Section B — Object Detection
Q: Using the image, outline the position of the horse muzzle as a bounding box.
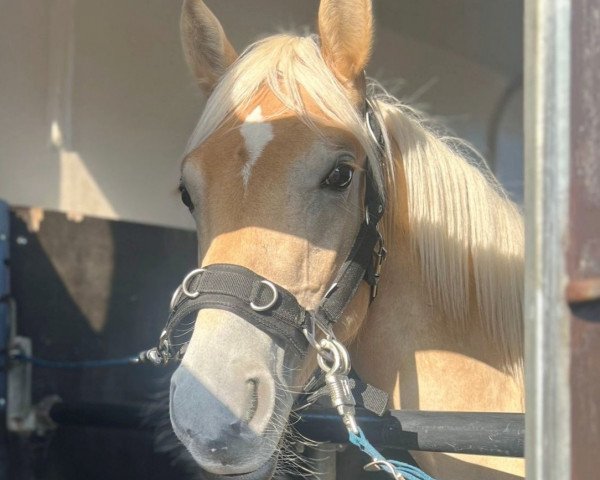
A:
[169,309,297,477]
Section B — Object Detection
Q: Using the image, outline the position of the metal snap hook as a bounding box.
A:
[250,280,278,312]
[181,268,206,298]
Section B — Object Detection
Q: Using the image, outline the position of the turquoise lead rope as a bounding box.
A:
[305,328,438,480]
[349,427,438,480]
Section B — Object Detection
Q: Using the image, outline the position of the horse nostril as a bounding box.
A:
[243,378,259,423]
[229,420,242,435]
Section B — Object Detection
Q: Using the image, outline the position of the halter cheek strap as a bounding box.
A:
[316,159,386,323]
[141,101,387,365]
[317,99,386,323]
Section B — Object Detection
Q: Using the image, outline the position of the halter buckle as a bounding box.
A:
[370,232,387,302]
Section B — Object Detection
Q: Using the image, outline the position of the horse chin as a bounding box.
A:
[197,451,279,480]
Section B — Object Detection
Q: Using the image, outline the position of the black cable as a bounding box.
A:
[10,352,142,369]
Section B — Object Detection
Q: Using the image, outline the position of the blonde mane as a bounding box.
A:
[375,98,524,374]
[187,33,524,374]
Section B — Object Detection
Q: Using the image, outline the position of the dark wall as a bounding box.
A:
[8,208,197,479]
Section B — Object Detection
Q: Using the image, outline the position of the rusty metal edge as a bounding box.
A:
[566,277,600,304]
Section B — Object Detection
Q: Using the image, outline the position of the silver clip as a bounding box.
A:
[316,338,358,434]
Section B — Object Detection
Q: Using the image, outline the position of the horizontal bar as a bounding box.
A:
[296,409,524,458]
[48,401,150,430]
[46,402,524,458]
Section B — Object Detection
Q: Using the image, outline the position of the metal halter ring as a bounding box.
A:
[317,338,350,375]
[250,280,279,312]
[169,285,183,311]
[181,268,207,298]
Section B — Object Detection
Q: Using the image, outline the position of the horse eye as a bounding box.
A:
[321,164,354,190]
[179,183,194,212]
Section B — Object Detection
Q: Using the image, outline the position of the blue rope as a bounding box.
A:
[11,353,140,369]
[349,427,438,480]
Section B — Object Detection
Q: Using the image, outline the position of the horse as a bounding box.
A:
[166,1,524,479]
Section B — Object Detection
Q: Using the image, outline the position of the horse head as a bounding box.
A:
[169,1,381,477]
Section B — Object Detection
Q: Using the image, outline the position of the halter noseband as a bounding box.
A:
[141,100,386,365]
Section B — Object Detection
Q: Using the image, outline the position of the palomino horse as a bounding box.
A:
[167,1,524,479]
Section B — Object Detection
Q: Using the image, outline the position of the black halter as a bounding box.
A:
[141,100,386,365]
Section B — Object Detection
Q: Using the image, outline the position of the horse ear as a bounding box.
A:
[317,0,373,86]
[180,0,238,94]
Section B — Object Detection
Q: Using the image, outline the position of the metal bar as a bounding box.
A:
[0,200,10,480]
[6,337,35,432]
[568,0,600,477]
[45,402,524,458]
[297,410,524,458]
[524,1,572,480]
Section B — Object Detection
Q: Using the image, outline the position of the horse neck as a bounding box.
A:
[349,240,524,412]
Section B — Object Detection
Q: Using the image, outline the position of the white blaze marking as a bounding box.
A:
[240,106,274,188]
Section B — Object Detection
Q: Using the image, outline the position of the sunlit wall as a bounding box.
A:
[0,0,523,229]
